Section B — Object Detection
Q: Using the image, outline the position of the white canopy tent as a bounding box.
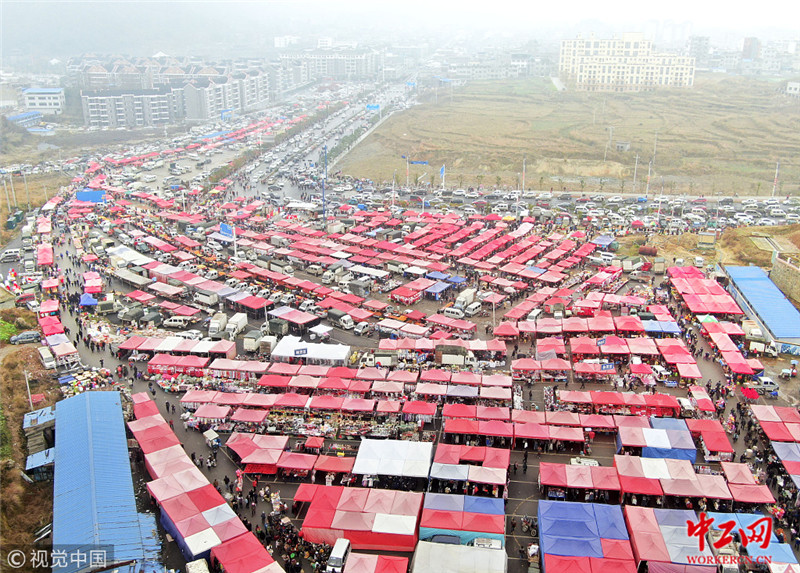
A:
[411,541,507,573]
[352,439,433,478]
[271,336,351,365]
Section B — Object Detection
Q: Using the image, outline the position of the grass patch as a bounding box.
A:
[0,321,18,342]
[338,74,800,196]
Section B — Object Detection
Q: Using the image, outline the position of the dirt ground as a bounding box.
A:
[616,224,800,270]
[0,339,59,552]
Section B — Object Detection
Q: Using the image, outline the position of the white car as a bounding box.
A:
[756,218,776,226]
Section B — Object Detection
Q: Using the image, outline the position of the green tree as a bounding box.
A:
[476,174,484,188]
[496,175,502,187]
[458,174,464,189]
[580,179,586,192]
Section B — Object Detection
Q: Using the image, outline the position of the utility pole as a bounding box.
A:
[22,171,31,210]
[322,144,328,231]
[9,174,18,207]
[24,370,33,410]
[772,160,780,197]
[632,154,639,194]
[603,126,613,162]
[653,130,658,167]
[2,178,11,211]
[645,161,652,196]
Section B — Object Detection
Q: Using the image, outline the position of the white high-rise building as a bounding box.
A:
[559,33,695,92]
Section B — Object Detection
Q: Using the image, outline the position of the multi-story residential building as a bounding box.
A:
[81,87,181,128]
[559,33,695,92]
[182,70,270,122]
[278,48,378,80]
[22,87,65,115]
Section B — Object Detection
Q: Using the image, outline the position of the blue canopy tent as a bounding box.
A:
[420,493,505,547]
[538,501,603,558]
[446,385,479,398]
[659,322,682,335]
[427,271,451,281]
[447,276,467,284]
[425,281,451,301]
[650,418,689,432]
[79,293,98,306]
[76,188,106,203]
[593,504,629,540]
[642,320,663,334]
[772,441,800,462]
[424,493,465,512]
[463,496,504,515]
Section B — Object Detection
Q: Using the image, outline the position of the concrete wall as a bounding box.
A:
[770,252,800,303]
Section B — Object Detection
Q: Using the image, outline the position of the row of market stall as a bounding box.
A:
[128,393,283,572]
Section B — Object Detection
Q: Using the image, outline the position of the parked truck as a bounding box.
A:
[257,335,276,356]
[328,308,355,330]
[321,264,348,285]
[243,330,262,353]
[385,261,408,275]
[359,350,398,368]
[225,313,248,339]
[454,288,477,310]
[208,312,228,338]
[194,290,219,307]
[263,318,288,337]
[96,298,121,316]
[652,257,666,274]
[348,279,372,298]
[622,256,643,272]
[269,260,294,276]
[436,346,477,368]
[742,319,779,357]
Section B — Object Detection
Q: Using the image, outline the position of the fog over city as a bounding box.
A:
[2,0,797,60]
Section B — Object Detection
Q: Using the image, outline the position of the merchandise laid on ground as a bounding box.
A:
[13,120,800,573]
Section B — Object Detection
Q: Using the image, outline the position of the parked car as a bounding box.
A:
[10,330,41,345]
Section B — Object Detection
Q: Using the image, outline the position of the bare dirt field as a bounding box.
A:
[338,74,800,196]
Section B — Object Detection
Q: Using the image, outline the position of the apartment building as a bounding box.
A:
[22,87,65,115]
[559,33,695,92]
[81,87,181,129]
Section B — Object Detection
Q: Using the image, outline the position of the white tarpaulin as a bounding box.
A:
[640,457,670,480]
[352,439,433,478]
[430,463,470,482]
[271,335,350,364]
[372,513,417,535]
[411,541,507,573]
[642,428,671,449]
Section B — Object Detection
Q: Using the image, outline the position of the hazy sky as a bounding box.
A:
[1,0,797,59]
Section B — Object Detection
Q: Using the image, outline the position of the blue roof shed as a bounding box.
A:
[724,265,800,341]
[53,392,161,573]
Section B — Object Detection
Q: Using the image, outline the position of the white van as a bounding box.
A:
[1,248,21,263]
[164,316,191,329]
[599,252,615,263]
[38,346,56,369]
[527,308,543,321]
[443,307,465,320]
[326,539,351,573]
[464,301,482,317]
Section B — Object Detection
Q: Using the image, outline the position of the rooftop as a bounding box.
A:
[724,265,800,341]
[23,87,64,95]
[53,392,161,573]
